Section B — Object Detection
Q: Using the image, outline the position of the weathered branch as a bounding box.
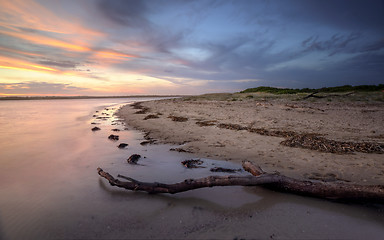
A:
[97,161,384,203]
[303,91,323,99]
[303,91,355,100]
[97,167,272,194]
[241,161,384,202]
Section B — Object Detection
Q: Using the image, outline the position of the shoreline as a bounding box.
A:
[118,93,384,185]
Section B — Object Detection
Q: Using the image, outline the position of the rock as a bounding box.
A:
[91,127,101,131]
[108,134,119,141]
[117,143,128,149]
[127,154,141,164]
[111,129,120,132]
[140,140,156,145]
[181,159,205,168]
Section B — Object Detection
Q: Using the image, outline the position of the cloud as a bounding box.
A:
[301,33,361,56]
[97,0,149,27]
[361,39,384,52]
[38,60,78,69]
[1,0,383,95]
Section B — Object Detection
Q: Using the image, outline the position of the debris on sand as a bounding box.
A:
[210,167,241,173]
[170,148,192,153]
[280,134,384,154]
[248,128,297,138]
[217,123,247,131]
[181,159,205,168]
[127,154,141,164]
[196,120,217,127]
[135,108,150,114]
[168,115,188,122]
[132,102,150,114]
[143,114,159,120]
[131,102,144,109]
[96,116,110,120]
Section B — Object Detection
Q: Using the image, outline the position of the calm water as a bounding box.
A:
[0,98,383,239]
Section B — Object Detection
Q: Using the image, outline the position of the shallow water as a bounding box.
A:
[0,98,383,239]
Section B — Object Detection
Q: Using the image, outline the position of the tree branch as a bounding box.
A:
[97,161,384,202]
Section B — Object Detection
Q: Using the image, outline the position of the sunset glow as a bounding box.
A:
[0,0,383,96]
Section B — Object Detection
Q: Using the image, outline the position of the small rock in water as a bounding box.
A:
[170,148,189,152]
[111,129,120,132]
[91,127,101,131]
[117,143,128,149]
[181,159,205,168]
[127,154,141,164]
[140,140,156,145]
[108,134,119,141]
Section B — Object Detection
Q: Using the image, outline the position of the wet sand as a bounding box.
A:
[118,93,384,185]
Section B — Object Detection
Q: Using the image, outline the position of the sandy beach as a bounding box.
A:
[118,92,384,185]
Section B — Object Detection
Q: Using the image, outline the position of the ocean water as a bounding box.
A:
[0,98,383,239]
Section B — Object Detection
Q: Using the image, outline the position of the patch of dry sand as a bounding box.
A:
[118,97,384,185]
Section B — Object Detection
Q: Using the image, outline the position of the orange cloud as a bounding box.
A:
[0,0,148,83]
[0,30,91,52]
[95,50,139,60]
[0,0,103,38]
[0,46,42,57]
[0,56,59,73]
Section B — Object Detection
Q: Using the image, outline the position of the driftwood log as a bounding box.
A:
[303,91,355,100]
[303,91,323,99]
[97,161,384,203]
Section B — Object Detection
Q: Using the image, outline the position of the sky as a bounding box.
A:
[0,0,383,96]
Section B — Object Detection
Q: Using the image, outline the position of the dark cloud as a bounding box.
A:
[337,53,384,73]
[241,0,384,32]
[361,39,384,52]
[38,60,78,69]
[302,33,361,56]
[97,0,149,28]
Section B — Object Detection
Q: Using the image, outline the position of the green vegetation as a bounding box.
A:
[240,84,384,94]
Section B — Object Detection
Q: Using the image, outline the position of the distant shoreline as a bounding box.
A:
[0,95,185,101]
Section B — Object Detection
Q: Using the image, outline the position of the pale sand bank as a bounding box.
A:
[118,93,384,185]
